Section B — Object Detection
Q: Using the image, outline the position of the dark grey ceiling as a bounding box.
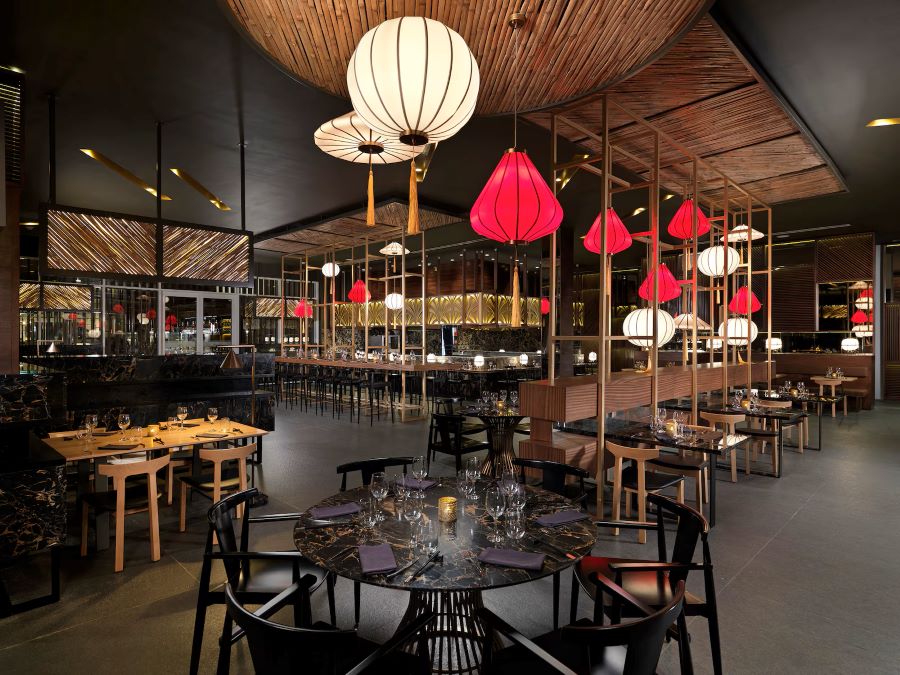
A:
[5,0,900,264]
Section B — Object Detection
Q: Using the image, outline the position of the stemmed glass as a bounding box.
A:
[85,414,98,440]
[358,497,378,530]
[403,491,424,523]
[177,406,188,429]
[412,456,427,483]
[507,483,527,513]
[498,389,508,405]
[485,487,506,543]
[117,413,131,441]
[481,391,491,411]
[420,519,439,555]
[370,472,388,522]
[207,407,218,424]
[509,391,519,411]
[500,470,518,498]
[505,510,526,541]
[465,456,481,488]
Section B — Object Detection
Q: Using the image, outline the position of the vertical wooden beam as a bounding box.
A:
[690,158,699,423]
[549,114,558,383]
[596,94,610,519]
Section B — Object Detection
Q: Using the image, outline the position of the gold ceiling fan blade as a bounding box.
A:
[79,148,172,200]
[169,167,231,210]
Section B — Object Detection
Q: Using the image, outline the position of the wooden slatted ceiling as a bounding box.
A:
[223,0,711,115]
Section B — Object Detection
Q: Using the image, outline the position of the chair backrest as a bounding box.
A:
[647,492,708,583]
[224,582,356,674]
[97,453,170,481]
[512,458,589,502]
[563,581,685,675]
[198,442,258,464]
[605,440,659,462]
[700,411,745,433]
[336,457,415,491]
[432,413,464,451]
[207,488,258,581]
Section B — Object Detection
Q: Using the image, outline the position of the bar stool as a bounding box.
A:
[365,372,395,425]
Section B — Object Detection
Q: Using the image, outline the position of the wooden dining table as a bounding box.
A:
[38,418,270,550]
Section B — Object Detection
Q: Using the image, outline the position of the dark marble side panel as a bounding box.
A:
[0,464,66,558]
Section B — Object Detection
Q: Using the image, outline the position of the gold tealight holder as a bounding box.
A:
[665,419,678,437]
[438,496,457,522]
[147,424,160,437]
[740,399,751,410]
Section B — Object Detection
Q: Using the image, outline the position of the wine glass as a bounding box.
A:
[207,407,218,424]
[176,406,188,429]
[500,470,518,498]
[412,456,427,483]
[370,472,388,522]
[505,510,526,541]
[489,392,499,410]
[85,414,98,440]
[75,424,88,451]
[420,519,439,555]
[465,456,481,483]
[508,483,527,512]
[509,391,519,410]
[403,491,423,522]
[358,497,378,530]
[481,391,491,411]
[485,487,506,543]
[117,413,131,440]
[498,389,508,405]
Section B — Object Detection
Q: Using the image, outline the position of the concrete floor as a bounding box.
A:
[2,401,900,674]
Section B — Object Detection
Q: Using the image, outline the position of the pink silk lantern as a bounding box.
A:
[638,264,682,303]
[583,207,632,255]
[728,286,762,315]
[667,199,711,240]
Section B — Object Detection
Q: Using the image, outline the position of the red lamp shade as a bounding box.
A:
[293,299,313,318]
[470,150,563,244]
[584,208,632,255]
[146,308,157,320]
[667,199,711,240]
[347,280,371,303]
[77,318,85,327]
[728,286,762,314]
[112,303,124,314]
[66,312,77,320]
[638,264,682,303]
[165,314,177,327]
[859,288,873,298]
[540,297,551,315]
[850,309,869,324]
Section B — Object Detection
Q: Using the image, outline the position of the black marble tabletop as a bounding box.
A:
[560,417,738,456]
[460,405,523,421]
[293,480,596,593]
[665,398,806,423]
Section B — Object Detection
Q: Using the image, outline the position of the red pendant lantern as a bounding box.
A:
[728,286,762,315]
[540,297,550,315]
[638,264,682,303]
[850,309,869,324]
[112,303,124,314]
[293,299,313,318]
[584,208,632,255]
[66,312,77,320]
[77,318,85,327]
[165,313,178,328]
[146,308,157,320]
[667,199,711,240]
[347,280,370,303]
[470,150,563,244]
[859,288,873,298]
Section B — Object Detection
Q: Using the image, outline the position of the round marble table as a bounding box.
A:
[460,407,524,479]
[294,480,596,674]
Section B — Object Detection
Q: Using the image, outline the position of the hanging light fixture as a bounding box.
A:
[583,207,632,255]
[697,245,740,278]
[540,297,551,315]
[588,351,598,363]
[673,313,711,331]
[666,199,711,240]
[293,299,313,318]
[850,309,869,324]
[728,286,762,315]
[518,353,529,365]
[853,324,873,338]
[638,264,682,303]
[623,308,676,348]
[347,279,371,303]
[379,242,409,256]
[385,293,404,311]
[473,354,485,368]
[721,225,764,242]
[855,297,873,310]
[841,337,860,352]
[321,262,340,278]
[718,318,759,346]
[766,337,783,351]
[706,337,724,350]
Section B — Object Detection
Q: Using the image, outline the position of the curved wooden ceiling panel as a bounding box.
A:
[222,0,712,115]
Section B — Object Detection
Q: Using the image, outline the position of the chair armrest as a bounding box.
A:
[587,572,655,617]
[476,608,577,675]
[592,520,657,531]
[345,609,437,675]
[247,513,304,523]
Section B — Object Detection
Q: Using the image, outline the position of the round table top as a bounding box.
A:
[460,406,524,423]
[294,480,596,593]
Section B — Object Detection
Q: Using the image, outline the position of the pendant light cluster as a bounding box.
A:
[638,264,682,303]
[583,208,632,255]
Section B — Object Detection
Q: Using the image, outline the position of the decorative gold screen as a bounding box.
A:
[162,225,250,283]
[46,209,156,276]
[19,282,91,310]
[18,283,40,309]
[334,294,545,328]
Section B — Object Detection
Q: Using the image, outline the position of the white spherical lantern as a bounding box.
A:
[136,312,149,325]
[697,245,740,278]
[853,324,873,338]
[473,355,485,368]
[855,298,873,310]
[322,262,340,278]
[426,353,437,363]
[588,351,598,363]
[347,17,480,146]
[518,353,528,365]
[623,309,676,348]
[87,328,101,339]
[385,293,404,310]
[706,337,724,350]
[718,318,759,346]
[841,337,860,352]
[766,337,782,351]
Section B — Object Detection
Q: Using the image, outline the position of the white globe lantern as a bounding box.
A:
[321,262,340,278]
[766,337,783,351]
[855,298,873,310]
[841,337,860,352]
[518,353,528,365]
[853,324,873,338]
[426,353,437,363]
[697,245,740,278]
[473,355,485,368]
[347,17,480,146]
[623,309,676,348]
[706,337,724,350]
[385,293,404,310]
[718,318,759,346]
[588,351,598,363]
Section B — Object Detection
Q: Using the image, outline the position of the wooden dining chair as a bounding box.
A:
[179,443,256,533]
[757,399,804,453]
[650,424,711,512]
[698,412,745,483]
[80,453,170,573]
[606,441,684,544]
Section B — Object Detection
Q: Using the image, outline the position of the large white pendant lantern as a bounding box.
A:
[385,292,404,310]
[766,337,783,351]
[314,112,421,164]
[855,297,873,310]
[347,17,480,146]
[718,318,759,346]
[673,313,711,331]
[321,262,341,278]
[697,245,740,278]
[623,308,676,348]
[841,337,860,352]
[379,242,410,256]
[853,324,873,338]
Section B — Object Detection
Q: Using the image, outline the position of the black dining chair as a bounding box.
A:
[571,492,722,675]
[189,489,335,675]
[428,413,490,472]
[478,581,686,675]
[224,583,434,675]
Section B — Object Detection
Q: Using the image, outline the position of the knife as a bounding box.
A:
[383,555,422,579]
[324,545,355,563]
[300,518,355,530]
[405,550,441,581]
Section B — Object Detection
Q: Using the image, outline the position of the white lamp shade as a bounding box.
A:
[385,293,404,310]
[853,324,873,337]
[706,337,724,350]
[718,318,759,346]
[314,112,421,163]
[855,298,873,310]
[379,242,410,256]
[674,313,711,331]
[322,262,341,278]
[766,337,783,351]
[697,245,740,278]
[87,328,101,339]
[720,225,764,242]
[347,17,480,145]
[473,355,485,368]
[841,337,860,352]
[427,353,437,363]
[588,351,598,363]
[519,353,529,365]
[623,308,676,348]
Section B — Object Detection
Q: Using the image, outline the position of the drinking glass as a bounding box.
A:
[507,483,527,512]
[176,406,188,428]
[465,456,480,480]
[219,416,230,433]
[207,407,218,423]
[370,472,388,522]
[509,391,519,410]
[489,392,499,410]
[481,391,491,410]
[412,456,427,482]
[499,389,508,405]
[85,414,98,440]
[117,413,131,440]
[75,425,88,451]
[392,473,409,500]
[358,497,378,529]
[500,470,518,497]
[420,519,439,555]
[457,470,472,499]
[485,487,505,543]
[505,510,526,541]
[403,491,424,522]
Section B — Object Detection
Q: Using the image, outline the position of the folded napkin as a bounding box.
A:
[196,432,229,439]
[92,431,116,437]
[98,443,141,451]
[535,510,589,528]
[181,422,200,428]
[400,476,436,490]
[359,543,397,574]
[310,502,360,519]
[478,547,545,571]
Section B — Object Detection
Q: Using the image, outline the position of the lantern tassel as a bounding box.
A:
[511,262,521,328]
[366,157,375,227]
[407,160,420,235]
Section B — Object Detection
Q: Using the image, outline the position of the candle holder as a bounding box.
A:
[147,424,160,437]
[438,496,458,523]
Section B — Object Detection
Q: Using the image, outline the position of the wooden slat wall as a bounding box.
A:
[772,263,815,332]
[815,233,874,283]
[883,304,900,401]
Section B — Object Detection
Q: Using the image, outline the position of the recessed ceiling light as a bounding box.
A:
[170,168,231,210]
[663,193,675,200]
[80,149,172,200]
[19,220,38,230]
[866,118,900,127]
[631,207,646,217]
[2,65,25,74]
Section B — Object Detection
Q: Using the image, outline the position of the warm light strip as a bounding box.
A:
[170,168,231,210]
[80,149,172,200]
[866,118,900,127]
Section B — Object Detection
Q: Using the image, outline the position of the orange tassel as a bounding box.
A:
[366,168,375,226]
[407,160,420,235]
[511,264,521,327]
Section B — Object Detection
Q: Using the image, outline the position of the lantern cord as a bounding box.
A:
[366,151,375,227]
[513,19,519,150]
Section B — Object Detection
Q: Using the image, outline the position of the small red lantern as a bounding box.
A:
[583,207,632,255]
[66,312,78,320]
[293,299,313,318]
[146,308,157,320]
[850,309,868,324]
[112,303,124,314]
[165,313,178,328]
[347,280,371,303]
[728,286,762,315]
[859,289,873,298]
[77,318,85,327]
[667,199,711,240]
[638,264,682,303]
[540,297,550,315]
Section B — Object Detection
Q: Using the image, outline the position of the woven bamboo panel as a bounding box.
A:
[815,233,874,283]
[18,283,40,309]
[224,0,708,114]
[46,209,156,276]
[254,297,301,318]
[162,225,250,283]
[772,264,815,332]
[721,166,846,205]
[43,284,92,311]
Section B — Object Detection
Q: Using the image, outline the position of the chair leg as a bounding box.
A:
[353,580,361,629]
[636,466,647,544]
[189,556,213,675]
[611,459,622,537]
[326,573,337,626]
[148,474,161,562]
[695,472,703,511]
[180,481,188,532]
[167,461,175,506]
[569,569,580,624]
[730,450,737,483]
[114,483,126,573]
[216,613,233,675]
[676,480,685,504]
[676,609,695,675]
[552,571,560,630]
[80,500,89,557]
[708,609,724,675]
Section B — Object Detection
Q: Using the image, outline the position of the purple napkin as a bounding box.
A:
[310,502,360,519]
[359,543,397,574]
[401,476,437,490]
[478,548,546,571]
[98,443,141,451]
[535,510,589,528]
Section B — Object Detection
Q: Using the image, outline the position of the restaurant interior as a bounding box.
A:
[2,1,899,673]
